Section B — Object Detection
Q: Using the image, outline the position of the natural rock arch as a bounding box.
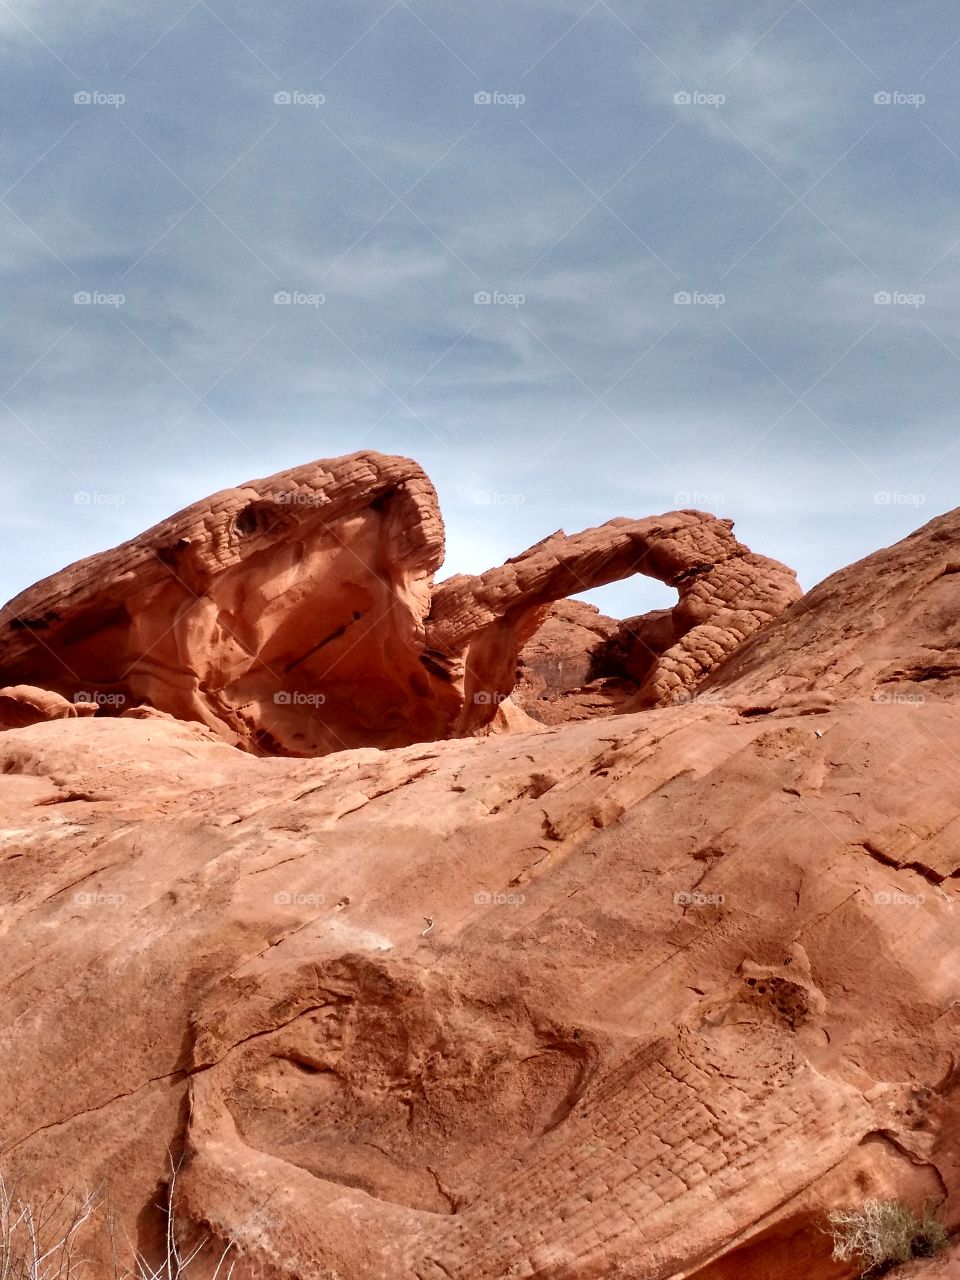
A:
[425,512,801,735]
[0,452,800,754]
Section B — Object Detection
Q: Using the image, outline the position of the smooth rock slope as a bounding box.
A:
[0,486,957,1279]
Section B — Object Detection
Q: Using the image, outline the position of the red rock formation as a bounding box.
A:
[0,453,800,754]
[425,509,801,731]
[0,453,449,755]
[702,508,960,706]
[4,467,960,1278]
[0,689,956,1278]
[0,683,97,728]
[511,599,628,724]
[512,601,731,727]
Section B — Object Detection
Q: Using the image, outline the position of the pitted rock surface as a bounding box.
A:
[1,486,959,1280]
[0,452,799,754]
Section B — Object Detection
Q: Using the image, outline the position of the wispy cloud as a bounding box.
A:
[2,0,960,615]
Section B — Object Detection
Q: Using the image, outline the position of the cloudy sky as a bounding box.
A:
[1,0,957,617]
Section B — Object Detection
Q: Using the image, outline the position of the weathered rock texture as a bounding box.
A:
[0,691,956,1279]
[425,511,802,734]
[512,602,732,727]
[511,600,629,724]
[0,453,447,756]
[2,492,959,1279]
[0,683,97,729]
[0,453,800,755]
[703,507,960,706]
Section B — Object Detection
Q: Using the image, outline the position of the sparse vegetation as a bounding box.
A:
[0,1164,238,1280]
[827,1198,949,1275]
[0,1175,98,1280]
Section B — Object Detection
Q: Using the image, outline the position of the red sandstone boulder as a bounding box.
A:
[0,683,97,728]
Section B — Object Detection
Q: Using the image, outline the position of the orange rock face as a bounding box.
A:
[0,453,448,755]
[0,470,957,1280]
[0,698,956,1278]
[0,452,800,755]
[702,507,960,706]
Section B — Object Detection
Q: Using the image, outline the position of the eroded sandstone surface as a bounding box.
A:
[0,476,957,1279]
[0,694,957,1277]
[0,452,800,755]
[702,507,960,706]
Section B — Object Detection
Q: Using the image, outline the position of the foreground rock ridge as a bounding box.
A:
[0,481,958,1280]
[0,450,800,753]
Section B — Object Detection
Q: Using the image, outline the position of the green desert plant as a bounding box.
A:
[827,1197,949,1274]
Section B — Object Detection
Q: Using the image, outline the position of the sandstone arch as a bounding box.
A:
[0,452,800,754]
[425,512,801,734]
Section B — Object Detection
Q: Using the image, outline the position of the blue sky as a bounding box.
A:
[1,0,958,618]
